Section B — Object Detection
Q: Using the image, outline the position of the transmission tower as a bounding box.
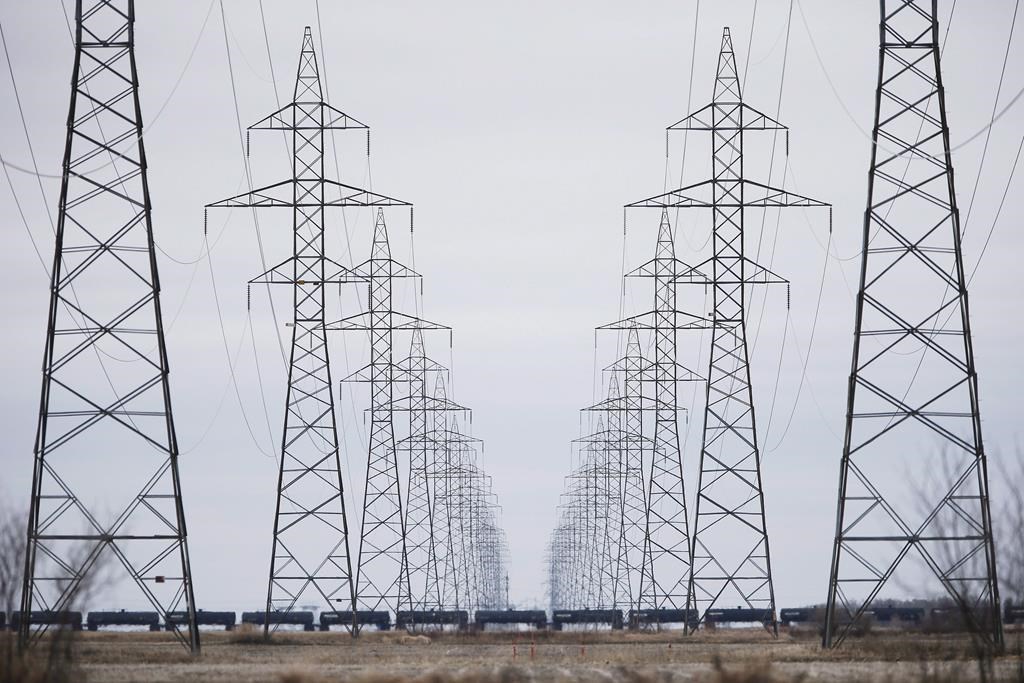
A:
[627,27,829,632]
[383,329,468,612]
[824,1,1002,648]
[610,329,652,611]
[577,379,638,610]
[207,28,408,633]
[598,210,707,616]
[329,208,447,619]
[400,329,441,610]
[19,0,199,653]
[426,372,471,610]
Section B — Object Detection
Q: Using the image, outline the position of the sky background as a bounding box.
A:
[0,0,1022,613]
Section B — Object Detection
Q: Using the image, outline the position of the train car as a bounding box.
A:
[10,611,83,631]
[319,610,392,631]
[165,610,236,631]
[866,606,924,624]
[86,611,160,632]
[704,608,774,626]
[779,608,816,625]
[474,609,547,631]
[241,610,316,631]
[1005,603,1024,625]
[627,608,698,629]
[396,610,469,630]
[354,610,392,631]
[551,609,623,631]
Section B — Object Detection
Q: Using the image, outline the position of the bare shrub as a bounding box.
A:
[0,504,108,683]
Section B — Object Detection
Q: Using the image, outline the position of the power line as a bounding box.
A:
[1,0,217,179]
[218,0,288,368]
[962,0,1020,231]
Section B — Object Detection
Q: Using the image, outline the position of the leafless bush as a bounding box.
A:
[0,504,108,683]
[0,507,26,682]
[908,450,1016,683]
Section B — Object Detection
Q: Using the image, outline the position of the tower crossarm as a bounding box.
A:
[250,101,368,132]
[393,354,449,374]
[582,395,688,414]
[350,257,421,280]
[360,395,469,414]
[671,256,788,287]
[325,310,449,332]
[205,178,409,209]
[668,101,787,133]
[247,255,364,287]
[601,358,706,384]
[625,256,710,282]
[598,309,714,332]
[339,357,448,384]
[626,179,715,209]
[427,428,483,447]
[626,179,829,210]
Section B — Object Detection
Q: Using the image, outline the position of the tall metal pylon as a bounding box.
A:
[20,0,199,652]
[612,329,652,610]
[570,415,614,608]
[385,329,467,613]
[401,329,440,610]
[824,1,1002,648]
[329,209,446,618]
[427,373,465,609]
[599,211,707,615]
[207,28,409,633]
[628,28,828,631]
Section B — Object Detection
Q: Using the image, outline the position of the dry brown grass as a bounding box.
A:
[7,628,1022,683]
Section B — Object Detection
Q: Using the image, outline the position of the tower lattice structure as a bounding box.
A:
[628,28,828,632]
[382,329,468,613]
[598,211,706,616]
[20,0,199,653]
[823,0,1002,648]
[611,329,653,612]
[207,28,408,633]
[428,373,468,609]
[329,208,447,619]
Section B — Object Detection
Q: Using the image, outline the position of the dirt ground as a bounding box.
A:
[8,627,1024,682]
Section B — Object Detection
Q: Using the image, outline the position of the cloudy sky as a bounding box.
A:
[0,0,1021,614]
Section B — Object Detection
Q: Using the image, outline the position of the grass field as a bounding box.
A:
[5,627,1024,682]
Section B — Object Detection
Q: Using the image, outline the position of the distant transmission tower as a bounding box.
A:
[330,209,446,619]
[387,329,467,612]
[20,0,199,652]
[599,210,705,615]
[207,28,408,633]
[609,328,652,610]
[824,1,1002,648]
[627,28,828,632]
[427,373,469,610]
[399,330,441,610]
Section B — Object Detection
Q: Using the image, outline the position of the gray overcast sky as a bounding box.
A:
[0,0,1022,613]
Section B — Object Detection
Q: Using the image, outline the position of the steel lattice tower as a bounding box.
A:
[384,329,467,613]
[394,329,441,610]
[427,373,465,609]
[19,0,199,653]
[207,28,408,633]
[330,209,446,618]
[401,330,440,610]
[599,211,707,615]
[628,28,828,631]
[613,329,652,611]
[824,1,1002,648]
